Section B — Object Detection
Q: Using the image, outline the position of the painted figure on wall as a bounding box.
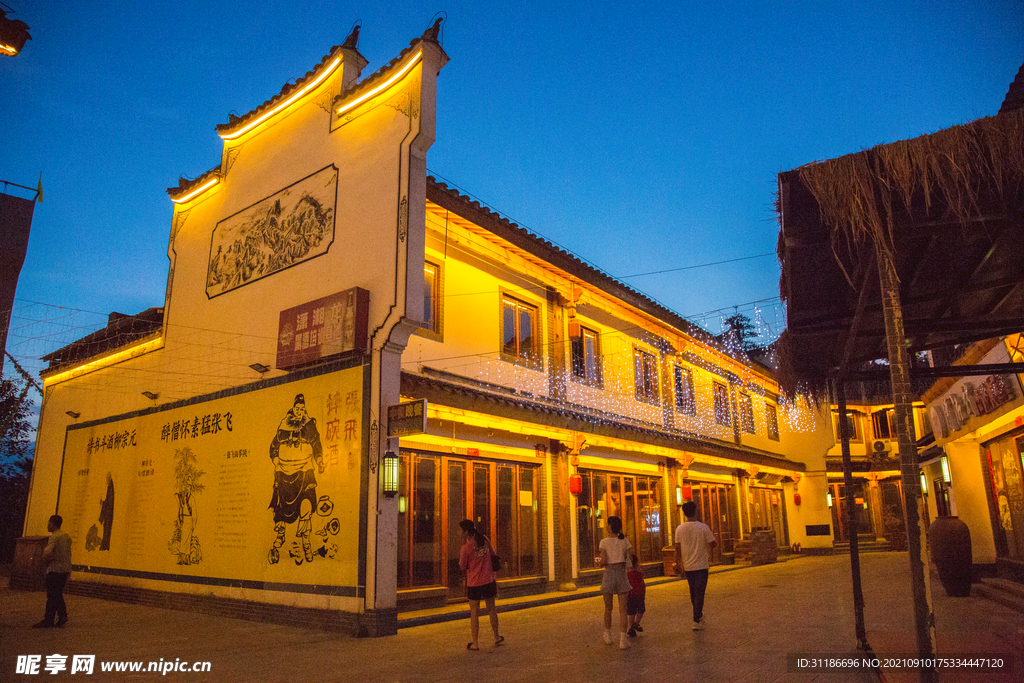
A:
[269,394,325,565]
[85,472,115,552]
[169,447,205,565]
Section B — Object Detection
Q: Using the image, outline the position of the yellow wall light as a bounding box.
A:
[219,57,342,141]
[42,336,164,386]
[170,176,220,204]
[336,51,421,117]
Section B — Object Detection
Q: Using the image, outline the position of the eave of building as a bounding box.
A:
[40,332,164,386]
[331,36,435,116]
[401,370,805,474]
[215,43,360,140]
[166,166,223,202]
[424,182,779,393]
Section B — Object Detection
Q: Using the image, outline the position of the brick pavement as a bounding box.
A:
[1,554,1021,682]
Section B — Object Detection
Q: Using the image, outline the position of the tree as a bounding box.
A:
[0,376,34,563]
[722,312,760,354]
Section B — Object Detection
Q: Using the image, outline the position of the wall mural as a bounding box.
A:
[58,366,363,594]
[206,165,338,298]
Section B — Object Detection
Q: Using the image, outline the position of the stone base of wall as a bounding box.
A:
[64,580,390,636]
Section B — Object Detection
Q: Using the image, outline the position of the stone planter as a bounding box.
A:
[928,516,972,597]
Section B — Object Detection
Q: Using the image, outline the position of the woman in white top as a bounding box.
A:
[595,515,632,649]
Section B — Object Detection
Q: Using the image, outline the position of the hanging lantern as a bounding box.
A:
[382,451,399,498]
[569,473,583,495]
[0,10,31,57]
[793,492,802,506]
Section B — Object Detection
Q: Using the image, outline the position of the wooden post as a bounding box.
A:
[876,247,937,683]
[837,382,868,648]
[552,439,576,591]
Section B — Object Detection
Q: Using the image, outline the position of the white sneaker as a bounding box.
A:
[602,629,613,645]
[692,618,705,631]
[619,633,631,649]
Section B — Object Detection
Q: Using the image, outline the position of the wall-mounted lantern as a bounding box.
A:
[382,451,399,498]
[569,473,583,495]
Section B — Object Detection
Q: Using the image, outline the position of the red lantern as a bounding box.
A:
[569,474,583,495]
[794,493,802,506]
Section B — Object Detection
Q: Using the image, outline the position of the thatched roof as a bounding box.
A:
[775,107,1024,395]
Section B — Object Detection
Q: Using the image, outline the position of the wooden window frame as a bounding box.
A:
[765,402,780,441]
[833,410,863,443]
[713,382,731,427]
[570,325,603,388]
[499,291,543,371]
[673,364,695,415]
[633,347,661,405]
[872,409,893,440]
[739,392,755,434]
[415,259,444,342]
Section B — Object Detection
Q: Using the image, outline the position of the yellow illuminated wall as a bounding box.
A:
[57,367,363,602]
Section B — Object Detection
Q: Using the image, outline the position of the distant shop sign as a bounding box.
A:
[277,287,369,370]
[387,399,427,438]
[928,345,1022,441]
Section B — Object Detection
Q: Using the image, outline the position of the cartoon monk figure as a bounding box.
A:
[268,394,324,564]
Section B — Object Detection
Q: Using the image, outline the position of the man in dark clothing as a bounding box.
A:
[268,394,324,564]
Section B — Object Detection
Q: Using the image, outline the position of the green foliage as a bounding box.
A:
[723,313,760,353]
[0,377,34,563]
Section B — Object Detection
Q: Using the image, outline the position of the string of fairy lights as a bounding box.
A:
[2,279,815,448]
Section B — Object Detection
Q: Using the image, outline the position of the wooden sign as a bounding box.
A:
[387,399,427,438]
[277,287,368,370]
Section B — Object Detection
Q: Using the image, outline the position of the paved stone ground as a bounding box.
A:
[1,553,1021,682]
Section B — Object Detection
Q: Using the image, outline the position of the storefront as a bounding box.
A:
[921,336,1024,577]
[575,468,665,570]
[395,449,545,599]
[982,428,1024,561]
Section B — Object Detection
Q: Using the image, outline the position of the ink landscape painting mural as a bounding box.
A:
[206,165,338,297]
[58,366,364,598]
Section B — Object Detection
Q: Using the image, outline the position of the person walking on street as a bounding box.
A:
[674,501,717,631]
[596,515,632,649]
[458,519,504,651]
[626,553,646,637]
[33,515,72,628]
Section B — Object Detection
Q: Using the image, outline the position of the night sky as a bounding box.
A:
[2,1,1022,371]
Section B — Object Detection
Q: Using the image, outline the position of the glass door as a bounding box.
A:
[445,460,467,597]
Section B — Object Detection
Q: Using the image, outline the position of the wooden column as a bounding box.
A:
[876,247,937,682]
[837,382,868,649]
[551,439,576,591]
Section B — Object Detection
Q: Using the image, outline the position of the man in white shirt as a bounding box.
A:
[674,501,717,630]
[33,515,72,628]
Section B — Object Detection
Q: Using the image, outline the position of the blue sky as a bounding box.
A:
[1,1,1022,365]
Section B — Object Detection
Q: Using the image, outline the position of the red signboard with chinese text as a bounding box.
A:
[276,287,369,370]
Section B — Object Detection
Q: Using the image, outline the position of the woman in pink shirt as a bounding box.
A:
[458,519,504,651]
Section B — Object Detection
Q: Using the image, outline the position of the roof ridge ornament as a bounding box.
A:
[421,17,443,44]
[341,24,360,50]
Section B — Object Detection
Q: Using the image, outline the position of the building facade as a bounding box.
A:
[823,394,930,547]
[21,27,835,635]
[919,335,1024,581]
